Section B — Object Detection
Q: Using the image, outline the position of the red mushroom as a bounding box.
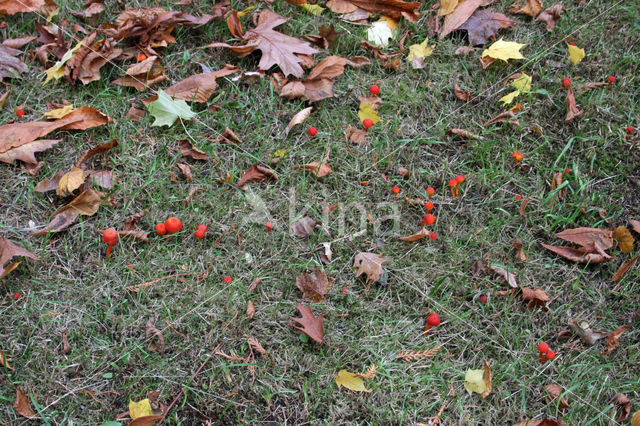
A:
[392,185,400,199]
[369,84,380,95]
[608,76,615,85]
[448,179,457,198]
[561,77,571,88]
[627,125,635,135]
[424,313,440,335]
[308,126,318,136]
[429,232,437,240]
[16,109,25,118]
[424,201,434,211]
[454,175,465,196]
[512,151,523,164]
[421,213,435,226]
[426,187,435,200]
[195,224,208,240]
[363,118,374,130]
[155,223,167,236]
[102,228,119,259]
[266,221,273,233]
[165,217,183,234]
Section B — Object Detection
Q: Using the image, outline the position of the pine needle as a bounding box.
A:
[396,345,441,362]
[355,363,377,379]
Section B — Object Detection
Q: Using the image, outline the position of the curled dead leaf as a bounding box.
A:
[31,189,104,236]
[179,139,208,160]
[297,161,332,178]
[601,325,631,355]
[565,87,583,123]
[544,384,570,410]
[353,252,389,284]
[176,163,193,182]
[291,216,317,238]
[489,265,518,288]
[246,301,255,319]
[296,268,332,302]
[520,287,550,309]
[611,255,639,282]
[1,238,39,279]
[568,319,609,345]
[512,241,527,261]
[285,106,313,136]
[610,393,631,422]
[13,387,39,420]
[236,164,278,190]
[399,227,430,242]
[145,316,165,354]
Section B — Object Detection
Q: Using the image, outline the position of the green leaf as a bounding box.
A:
[99,422,122,426]
[102,372,113,379]
[147,89,196,127]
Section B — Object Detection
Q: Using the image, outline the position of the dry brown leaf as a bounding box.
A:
[285,106,313,136]
[544,384,569,410]
[601,325,631,355]
[176,163,193,182]
[226,10,243,38]
[507,0,543,17]
[631,410,640,426]
[280,81,306,100]
[56,167,85,196]
[520,287,550,309]
[61,330,71,355]
[613,226,634,253]
[459,9,517,46]
[346,124,368,145]
[483,109,519,127]
[550,171,566,201]
[452,75,472,101]
[480,359,492,398]
[519,197,530,220]
[514,420,565,426]
[568,319,609,345]
[296,268,332,302]
[326,0,421,21]
[536,3,563,31]
[31,189,104,236]
[302,24,344,49]
[0,43,28,80]
[454,46,475,56]
[145,316,165,354]
[440,0,484,39]
[247,336,267,355]
[126,104,145,121]
[76,139,119,166]
[629,219,640,234]
[290,303,324,343]
[291,216,317,238]
[247,277,262,293]
[164,65,239,102]
[353,252,390,284]
[246,301,255,319]
[489,265,518,288]
[574,81,609,94]
[555,227,614,253]
[178,139,208,160]
[399,227,430,242]
[298,161,333,178]
[1,238,39,279]
[610,393,631,422]
[611,255,639,282]
[0,90,9,109]
[206,10,318,78]
[541,243,612,263]
[512,241,527,261]
[13,387,39,420]
[565,87,583,123]
[0,348,13,370]
[130,414,164,426]
[446,128,483,140]
[236,164,278,190]
[113,56,169,91]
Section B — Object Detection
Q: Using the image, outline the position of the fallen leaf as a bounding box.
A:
[164,65,239,102]
[285,106,313,136]
[0,0,56,15]
[613,226,634,253]
[43,41,84,85]
[236,164,278,190]
[459,9,517,46]
[147,89,196,127]
[298,161,333,178]
[464,359,492,398]
[574,81,609,94]
[176,163,193,182]
[507,0,543,17]
[520,287,550,309]
[454,46,475,55]
[367,17,396,47]
[126,104,145,121]
[358,102,381,124]
[568,43,585,64]
[61,330,71,355]
[601,325,631,355]
[214,127,243,144]
[544,384,570,410]
[0,348,12,369]
[296,268,332,302]
[346,124,368,145]
[439,0,484,39]
[399,227,430,242]
[514,420,565,426]
[145,316,165,354]
[56,167,85,196]
[519,197,529,220]
[130,398,153,419]
[564,87,582,123]
[335,369,371,392]
[550,171,566,201]
[555,227,613,253]
[247,277,262,293]
[130,415,164,426]
[179,139,208,160]
[512,241,527,261]
[407,37,433,69]
[13,387,39,420]
[291,216,317,238]
[446,128,483,140]
[610,393,631,422]
[536,3,563,31]
[31,189,104,236]
[489,265,518,288]
[452,75,472,101]
[302,24,343,49]
[438,0,458,16]
[629,219,640,234]
[482,39,526,62]
[0,90,9,109]
[568,319,609,345]
[182,186,203,206]
[1,238,39,279]
[353,252,389,284]
[631,410,640,426]
[611,255,639,282]
[43,104,74,119]
[246,301,255,319]
[76,139,119,166]
[35,171,63,192]
[206,10,318,78]
[290,303,324,343]
[326,0,421,22]
[542,243,612,263]
[483,106,521,126]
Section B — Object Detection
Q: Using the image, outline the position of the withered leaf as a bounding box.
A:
[56,167,85,196]
[568,319,609,345]
[346,124,368,145]
[536,4,564,31]
[226,10,243,38]
[76,139,119,166]
[145,316,165,354]
[601,325,631,355]
[0,0,56,15]
[0,348,13,369]
[512,241,527,261]
[629,219,640,234]
[126,104,145,121]
[550,171,566,201]
[214,127,243,144]
[544,384,570,410]
[326,0,421,22]
[31,189,104,236]
[454,46,475,56]
[541,244,612,264]
[13,387,39,420]
[178,139,208,160]
[519,197,530,220]
[236,164,278,190]
[483,109,519,127]
[298,161,333,178]
[176,163,193,182]
[574,81,609,94]
[246,301,255,319]
[291,216,317,238]
[302,24,344,49]
[182,186,203,206]
[353,252,389,284]
[489,265,518,288]
[507,0,543,18]
[0,90,9,109]
[1,238,38,279]
[399,227,430,242]
[296,268,332,302]
[61,330,71,355]
[285,106,313,136]
[35,171,63,192]
[247,277,262,293]
[611,255,639,282]
[440,0,484,39]
[0,44,28,80]
[164,65,239,102]
[610,393,631,422]
[130,415,164,426]
[520,287,550,309]
[452,75,472,101]
[565,87,583,123]
[446,128,483,140]
[613,226,634,253]
[290,303,324,343]
[207,10,318,78]
[459,10,517,46]
[555,227,614,253]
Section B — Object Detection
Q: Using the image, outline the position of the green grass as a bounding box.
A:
[1,0,639,424]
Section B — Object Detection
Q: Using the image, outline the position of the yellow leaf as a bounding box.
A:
[237,5,255,17]
[335,369,371,392]
[499,90,521,105]
[43,41,83,85]
[272,149,287,158]
[358,103,380,124]
[46,7,60,23]
[43,105,74,119]
[464,360,492,398]
[407,38,433,62]
[438,0,458,16]
[56,167,85,197]
[482,39,526,62]
[613,226,635,253]
[511,73,532,92]
[568,44,585,64]
[301,3,325,15]
[129,399,153,419]
[367,18,396,47]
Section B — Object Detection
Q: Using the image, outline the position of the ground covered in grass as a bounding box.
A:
[1,0,639,424]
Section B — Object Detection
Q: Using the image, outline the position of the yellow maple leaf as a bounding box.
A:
[43,41,83,85]
[500,73,532,105]
[358,103,380,124]
[482,39,526,62]
[568,44,585,65]
[43,105,74,119]
[301,3,325,15]
[335,369,371,392]
[129,398,153,419]
[407,38,433,69]
[438,0,458,16]
[499,90,521,105]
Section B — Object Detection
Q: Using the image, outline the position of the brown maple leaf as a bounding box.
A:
[0,238,39,279]
[290,303,324,343]
[164,64,239,102]
[459,9,517,46]
[326,0,421,22]
[536,3,564,32]
[236,164,278,190]
[507,0,543,18]
[353,252,390,284]
[296,268,332,302]
[439,0,484,39]
[207,10,318,78]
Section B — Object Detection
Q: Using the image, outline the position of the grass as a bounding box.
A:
[1,0,639,424]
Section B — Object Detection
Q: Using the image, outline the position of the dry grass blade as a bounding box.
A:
[396,345,440,362]
[146,316,165,354]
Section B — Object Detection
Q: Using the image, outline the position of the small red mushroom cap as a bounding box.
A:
[627,125,635,134]
[363,118,374,128]
[455,175,465,183]
[429,232,437,240]
[155,223,167,235]
[424,201,434,211]
[426,187,435,195]
[608,76,615,84]
[546,350,556,360]
[308,126,318,136]
[423,213,435,225]
[369,84,380,95]
[515,195,522,200]
[426,313,441,327]
[195,230,205,240]
[223,276,233,284]
[392,185,400,194]
[479,295,487,303]
[102,228,118,245]
[196,224,208,233]
[16,109,25,118]
[165,217,183,234]
[448,179,456,188]
[136,52,147,62]
[564,168,571,174]
[266,221,273,229]
[537,342,550,353]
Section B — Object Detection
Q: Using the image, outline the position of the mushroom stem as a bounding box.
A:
[539,352,546,364]
[423,325,431,336]
[106,244,114,259]
[455,183,459,197]
[450,186,456,198]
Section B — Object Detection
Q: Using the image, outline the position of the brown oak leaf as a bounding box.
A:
[601,325,631,355]
[290,303,324,343]
[353,252,389,284]
[296,268,332,302]
[536,4,564,31]
[236,164,278,190]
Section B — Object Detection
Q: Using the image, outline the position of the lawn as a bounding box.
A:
[1,0,639,424]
